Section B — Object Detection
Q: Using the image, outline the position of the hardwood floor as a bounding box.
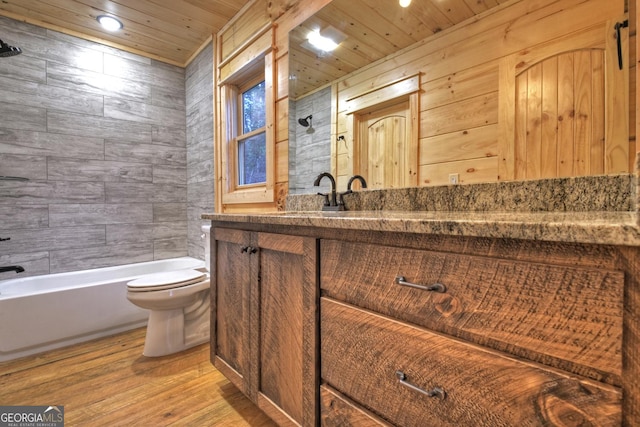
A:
[0,327,277,426]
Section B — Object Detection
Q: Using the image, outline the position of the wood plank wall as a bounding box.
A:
[332,0,629,187]
[214,0,331,212]
[215,0,634,211]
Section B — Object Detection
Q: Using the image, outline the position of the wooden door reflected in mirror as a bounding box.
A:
[356,101,412,189]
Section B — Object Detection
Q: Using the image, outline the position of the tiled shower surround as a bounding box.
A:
[185,44,215,261]
[0,16,214,279]
[288,87,332,195]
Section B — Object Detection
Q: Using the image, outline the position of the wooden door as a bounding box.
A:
[357,101,412,189]
[211,227,256,399]
[499,20,629,181]
[256,232,318,427]
[515,49,607,179]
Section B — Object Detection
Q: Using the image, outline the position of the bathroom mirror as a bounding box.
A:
[288,0,632,194]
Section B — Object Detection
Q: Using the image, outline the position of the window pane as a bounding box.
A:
[242,81,266,134]
[238,132,266,185]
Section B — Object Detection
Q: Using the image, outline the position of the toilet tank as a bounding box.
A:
[201,225,211,272]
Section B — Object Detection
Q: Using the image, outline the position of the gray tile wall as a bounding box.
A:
[0,16,195,279]
[289,87,332,195]
[185,44,214,261]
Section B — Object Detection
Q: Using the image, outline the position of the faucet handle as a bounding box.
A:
[337,190,352,206]
[316,192,330,206]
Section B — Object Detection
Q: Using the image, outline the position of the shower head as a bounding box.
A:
[298,115,312,127]
[0,39,22,57]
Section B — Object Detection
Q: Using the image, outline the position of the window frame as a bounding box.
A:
[236,76,267,188]
[219,52,275,206]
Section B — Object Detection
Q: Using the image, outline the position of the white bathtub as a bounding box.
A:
[0,257,204,362]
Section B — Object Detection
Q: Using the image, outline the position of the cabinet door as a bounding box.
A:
[211,227,255,398]
[256,232,318,427]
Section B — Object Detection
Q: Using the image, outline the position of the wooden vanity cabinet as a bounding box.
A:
[319,234,631,426]
[208,219,639,426]
[210,226,318,427]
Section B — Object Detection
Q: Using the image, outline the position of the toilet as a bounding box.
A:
[126,225,211,357]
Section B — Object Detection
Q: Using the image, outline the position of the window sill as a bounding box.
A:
[222,187,275,205]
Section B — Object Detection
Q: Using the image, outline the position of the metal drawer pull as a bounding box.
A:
[395,276,446,293]
[396,371,446,400]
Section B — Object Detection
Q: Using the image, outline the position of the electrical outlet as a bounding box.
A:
[448,173,459,184]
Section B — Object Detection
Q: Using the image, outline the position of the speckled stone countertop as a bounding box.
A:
[287,174,636,212]
[202,210,640,246]
[203,174,640,246]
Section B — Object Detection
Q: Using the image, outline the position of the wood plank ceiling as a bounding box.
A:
[0,0,509,75]
[289,0,510,99]
[0,0,249,66]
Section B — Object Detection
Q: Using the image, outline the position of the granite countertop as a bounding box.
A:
[204,174,640,246]
[202,210,640,246]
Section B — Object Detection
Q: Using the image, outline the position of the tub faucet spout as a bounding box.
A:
[0,265,24,274]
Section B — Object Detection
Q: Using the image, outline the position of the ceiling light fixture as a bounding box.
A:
[97,15,123,31]
[399,0,412,7]
[303,26,347,53]
[307,30,338,52]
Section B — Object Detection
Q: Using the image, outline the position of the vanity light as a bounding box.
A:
[399,0,411,7]
[97,15,123,31]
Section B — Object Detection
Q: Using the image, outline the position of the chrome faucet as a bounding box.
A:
[338,175,368,206]
[0,265,24,274]
[313,172,343,211]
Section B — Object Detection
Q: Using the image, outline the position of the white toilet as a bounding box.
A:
[126,225,211,357]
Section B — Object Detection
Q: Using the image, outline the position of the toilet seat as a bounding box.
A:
[127,269,207,292]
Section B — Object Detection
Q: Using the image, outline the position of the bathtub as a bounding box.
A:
[0,256,205,362]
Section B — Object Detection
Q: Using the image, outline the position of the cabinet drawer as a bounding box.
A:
[320,385,391,426]
[320,239,623,384]
[321,298,621,427]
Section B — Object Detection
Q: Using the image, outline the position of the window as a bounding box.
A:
[218,51,275,208]
[237,80,266,186]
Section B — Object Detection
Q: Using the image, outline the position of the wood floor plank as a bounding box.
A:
[0,342,147,397]
[0,328,147,376]
[0,327,277,426]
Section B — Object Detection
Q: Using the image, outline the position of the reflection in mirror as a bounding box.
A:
[288,0,464,100]
[289,88,332,195]
[289,0,440,194]
[289,0,632,194]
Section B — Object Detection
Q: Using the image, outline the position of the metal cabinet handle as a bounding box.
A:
[396,371,446,400]
[395,276,446,293]
[240,246,257,254]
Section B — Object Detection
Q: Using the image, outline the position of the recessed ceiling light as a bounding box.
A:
[307,30,338,52]
[399,0,411,7]
[97,15,123,31]
[304,26,347,53]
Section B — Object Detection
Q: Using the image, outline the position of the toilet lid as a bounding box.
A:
[127,269,207,291]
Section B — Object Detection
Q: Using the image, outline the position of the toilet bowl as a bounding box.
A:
[126,225,211,357]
